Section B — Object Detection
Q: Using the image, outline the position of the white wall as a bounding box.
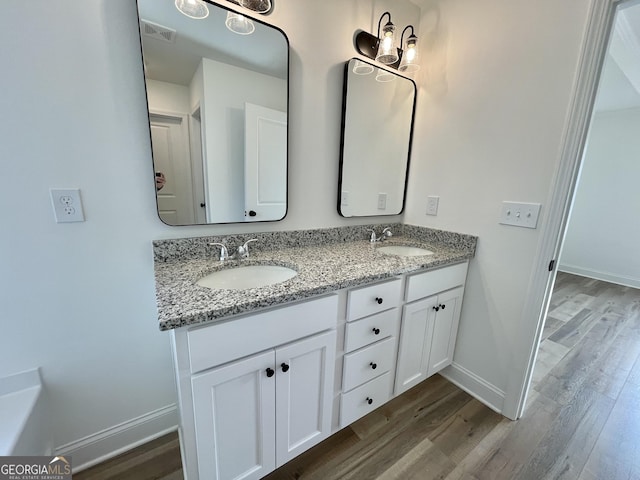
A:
[0,0,410,469]
[405,0,591,411]
[146,79,190,114]
[559,107,640,288]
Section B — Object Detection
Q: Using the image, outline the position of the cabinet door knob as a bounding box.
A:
[440,304,446,310]
[366,397,373,405]
[370,362,377,370]
[372,328,380,335]
[375,297,383,305]
[266,368,275,378]
[433,305,440,312]
[281,363,290,373]
[248,210,257,217]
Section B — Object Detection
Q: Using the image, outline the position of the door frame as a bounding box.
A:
[504,0,623,419]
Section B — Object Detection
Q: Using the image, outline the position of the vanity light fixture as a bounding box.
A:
[375,12,398,64]
[398,26,420,73]
[355,12,420,73]
[225,11,255,35]
[174,0,209,19]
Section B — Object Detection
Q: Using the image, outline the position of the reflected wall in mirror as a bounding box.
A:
[338,58,416,217]
[137,0,289,225]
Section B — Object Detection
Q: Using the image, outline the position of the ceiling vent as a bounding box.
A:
[141,19,177,43]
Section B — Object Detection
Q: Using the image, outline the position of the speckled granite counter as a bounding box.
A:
[153,224,477,331]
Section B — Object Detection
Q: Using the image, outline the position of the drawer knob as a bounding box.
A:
[440,304,446,310]
[281,363,290,373]
[366,397,373,405]
[370,362,377,370]
[375,297,383,305]
[372,328,380,335]
[433,305,440,312]
[266,368,275,378]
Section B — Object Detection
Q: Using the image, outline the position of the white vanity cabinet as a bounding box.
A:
[395,262,468,395]
[172,295,338,480]
[170,261,470,480]
[339,279,402,427]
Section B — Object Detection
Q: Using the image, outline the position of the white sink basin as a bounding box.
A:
[377,245,434,257]
[197,264,298,290]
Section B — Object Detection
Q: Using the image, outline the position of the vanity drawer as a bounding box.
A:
[342,337,395,392]
[344,308,399,353]
[347,279,402,321]
[406,262,468,303]
[187,294,338,374]
[340,372,392,427]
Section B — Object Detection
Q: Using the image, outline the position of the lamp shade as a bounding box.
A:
[225,12,255,35]
[375,21,399,65]
[175,0,209,19]
[398,33,419,73]
[239,0,272,13]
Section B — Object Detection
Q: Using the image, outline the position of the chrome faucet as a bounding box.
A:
[209,239,258,261]
[208,242,231,261]
[369,227,393,243]
[235,239,258,259]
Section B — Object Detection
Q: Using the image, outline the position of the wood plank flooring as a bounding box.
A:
[75,272,640,480]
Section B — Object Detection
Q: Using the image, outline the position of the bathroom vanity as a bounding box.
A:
[154,224,476,480]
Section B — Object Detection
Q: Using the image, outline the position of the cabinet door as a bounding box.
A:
[191,350,276,480]
[427,287,464,376]
[275,330,336,466]
[394,296,437,395]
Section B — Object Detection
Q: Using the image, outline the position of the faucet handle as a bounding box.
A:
[208,242,230,261]
[381,227,393,239]
[369,229,377,243]
[237,238,258,258]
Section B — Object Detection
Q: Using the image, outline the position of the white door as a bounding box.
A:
[244,103,287,221]
[191,350,276,480]
[394,296,437,395]
[427,287,464,376]
[275,331,335,466]
[150,113,195,225]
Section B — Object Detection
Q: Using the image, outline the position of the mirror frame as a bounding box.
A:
[337,58,416,218]
[136,0,290,226]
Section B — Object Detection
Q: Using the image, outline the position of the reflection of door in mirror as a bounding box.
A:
[245,103,287,221]
[150,113,196,225]
[136,0,289,225]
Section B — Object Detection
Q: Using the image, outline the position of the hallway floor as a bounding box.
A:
[75,272,640,480]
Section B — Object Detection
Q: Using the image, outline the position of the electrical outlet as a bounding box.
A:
[341,190,349,206]
[50,188,85,223]
[377,193,387,210]
[426,196,439,216]
[499,201,541,229]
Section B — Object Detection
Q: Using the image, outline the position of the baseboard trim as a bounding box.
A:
[440,362,506,415]
[56,404,179,473]
[559,264,640,289]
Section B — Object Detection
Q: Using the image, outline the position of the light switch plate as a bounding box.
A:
[426,196,439,216]
[377,193,387,210]
[500,201,541,229]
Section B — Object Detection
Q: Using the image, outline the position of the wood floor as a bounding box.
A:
[75,272,640,480]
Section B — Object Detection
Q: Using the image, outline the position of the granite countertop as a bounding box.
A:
[153,224,477,331]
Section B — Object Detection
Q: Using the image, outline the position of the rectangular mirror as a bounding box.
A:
[338,58,416,217]
[136,0,289,225]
